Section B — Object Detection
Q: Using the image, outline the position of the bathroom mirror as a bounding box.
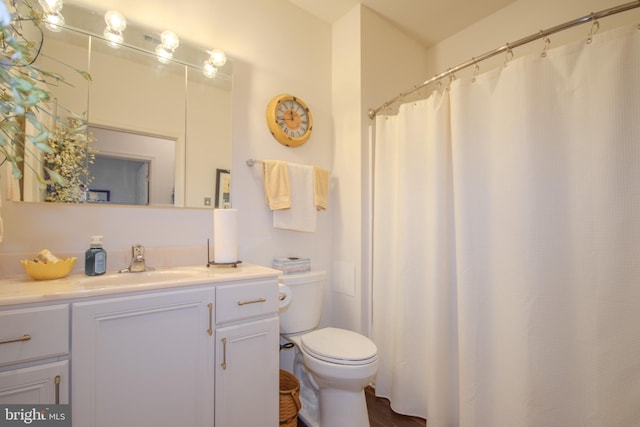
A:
[16,2,232,208]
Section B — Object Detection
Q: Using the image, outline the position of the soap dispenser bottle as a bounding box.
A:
[85,235,107,276]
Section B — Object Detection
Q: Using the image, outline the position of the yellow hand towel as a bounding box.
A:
[263,160,291,210]
[313,166,330,210]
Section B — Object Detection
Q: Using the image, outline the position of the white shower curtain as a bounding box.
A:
[372,24,640,427]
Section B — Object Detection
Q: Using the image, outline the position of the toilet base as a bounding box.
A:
[318,386,370,427]
[282,331,377,427]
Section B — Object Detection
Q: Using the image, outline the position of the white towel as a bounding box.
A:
[273,163,316,232]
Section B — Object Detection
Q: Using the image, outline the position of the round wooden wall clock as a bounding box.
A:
[266,94,313,147]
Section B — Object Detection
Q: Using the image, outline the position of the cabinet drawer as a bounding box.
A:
[216,280,279,324]
[0,360,69,404]
[0,305,69,367]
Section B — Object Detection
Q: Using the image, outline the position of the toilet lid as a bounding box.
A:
[301,327,377,365]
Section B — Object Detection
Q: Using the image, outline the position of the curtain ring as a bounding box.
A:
[586,19,599,44]
[503,45,514,68]
[541,35,551,58]
[446,74,456,91]
[472,59,480,82]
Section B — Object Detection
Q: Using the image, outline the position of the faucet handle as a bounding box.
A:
[132,244,145,259]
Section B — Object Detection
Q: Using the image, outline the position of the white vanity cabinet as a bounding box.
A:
[0,266,281,426]
[0,304,70,404]
[72,287,215,427]
[69,273,280,427]
[214,280,280,427]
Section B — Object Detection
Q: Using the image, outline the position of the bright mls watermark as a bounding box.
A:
[0,405,70,426]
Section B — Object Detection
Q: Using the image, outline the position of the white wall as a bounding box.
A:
[330,6,363,332]
[331,5,430,333]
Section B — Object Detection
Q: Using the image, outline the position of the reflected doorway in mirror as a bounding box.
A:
[88,126,175,206]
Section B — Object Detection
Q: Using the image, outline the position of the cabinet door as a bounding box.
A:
[72,288,215,427]
[0,360,68,404]
[215,316,279,427]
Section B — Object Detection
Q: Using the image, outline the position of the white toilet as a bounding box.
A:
[279,270,378,427]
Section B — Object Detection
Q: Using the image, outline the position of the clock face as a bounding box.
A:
[266,94,313,147]
[276,98,310,139]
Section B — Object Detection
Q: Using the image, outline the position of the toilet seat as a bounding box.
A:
[301,327,377,366]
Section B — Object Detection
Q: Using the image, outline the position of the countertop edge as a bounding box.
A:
[0,264,282,307]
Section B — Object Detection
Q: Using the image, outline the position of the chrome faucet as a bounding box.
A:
[119,244,153,273]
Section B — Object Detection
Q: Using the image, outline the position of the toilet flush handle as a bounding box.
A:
[280,342,295,351]
[278,283,292,308]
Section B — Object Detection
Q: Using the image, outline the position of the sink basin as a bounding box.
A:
[84,268,206,288]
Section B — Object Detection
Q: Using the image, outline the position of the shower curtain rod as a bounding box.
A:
[368,0,640,119]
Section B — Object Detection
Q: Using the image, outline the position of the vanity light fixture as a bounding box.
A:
[103,10,126,47]
[155,30,179,63]
[38,0,65,32]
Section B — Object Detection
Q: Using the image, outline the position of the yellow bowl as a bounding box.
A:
[21,257,77,281]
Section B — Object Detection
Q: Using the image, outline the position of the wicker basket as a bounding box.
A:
[279,369,302,427]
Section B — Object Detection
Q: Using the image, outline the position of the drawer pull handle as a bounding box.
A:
[0,334,31,345]
[221,337,227,370]
[55,375,61,404]
[207,303,213,336]
[237,297,266,306]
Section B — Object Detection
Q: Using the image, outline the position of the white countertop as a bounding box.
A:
[0,264,281,307]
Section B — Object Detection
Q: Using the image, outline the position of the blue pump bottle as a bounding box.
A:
[85,235,107,276]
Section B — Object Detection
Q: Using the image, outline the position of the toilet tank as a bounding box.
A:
[279,270,326,335]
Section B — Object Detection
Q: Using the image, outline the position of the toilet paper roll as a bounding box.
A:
[278,283,292,308]
[213,209,238,263]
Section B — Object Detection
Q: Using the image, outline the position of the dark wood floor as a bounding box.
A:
[297,386,426,427]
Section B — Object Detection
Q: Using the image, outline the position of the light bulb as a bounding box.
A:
[160,30,179,50]
[155,45,173,63]
[39,0,65,32]
[44,12,64,32]
[203,60,217,78]
[104,28,123,47]
[209,49,226,67]
[103,10,125,48]
[105,10,126,32]
[38,0,63,14]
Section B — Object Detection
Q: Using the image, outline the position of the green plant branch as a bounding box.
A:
[1,0,92,194]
